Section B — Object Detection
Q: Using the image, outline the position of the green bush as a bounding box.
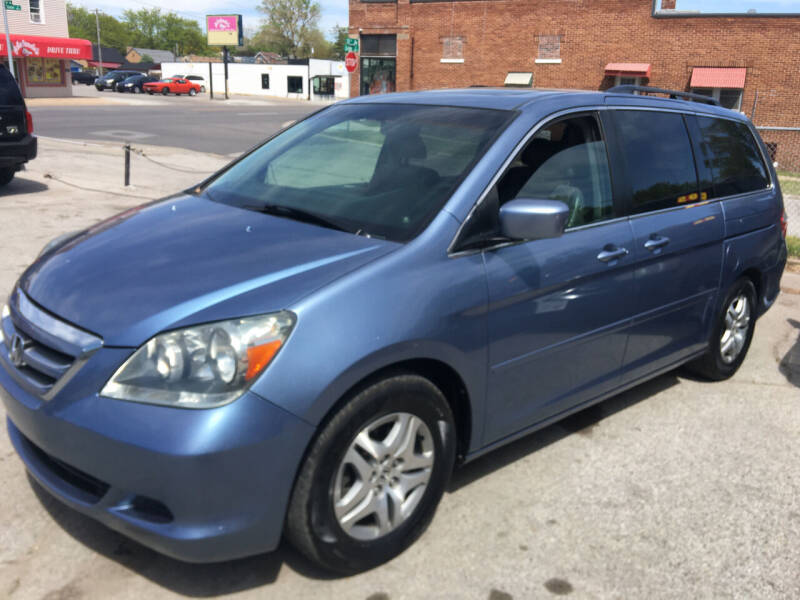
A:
[787,235,800,258]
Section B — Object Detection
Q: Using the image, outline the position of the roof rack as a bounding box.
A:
[607,85,720,106]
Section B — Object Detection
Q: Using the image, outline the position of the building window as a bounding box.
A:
[615,75,642,87]
[29,0,43,23]
[261,74,270,89]
[691,87,743,111]
[26,58,62,84]
[535,35,561,64]
[361,35,396,57]
[313,76,335,95]
[287,76,303,94]
[441,37,464,63]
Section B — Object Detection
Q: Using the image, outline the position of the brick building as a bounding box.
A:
[348,0,800,170]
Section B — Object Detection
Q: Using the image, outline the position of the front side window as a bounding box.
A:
[613,110,698,213]
[205,103,513,242]
[287,76,303,94]
[497,114,614,228]
[696,116,769,198]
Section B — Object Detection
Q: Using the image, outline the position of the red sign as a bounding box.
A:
[345,51,358,73]
[0,34,92,60]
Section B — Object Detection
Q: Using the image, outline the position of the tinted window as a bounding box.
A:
[498,115,614,228]
[361,35,396,56]
[206,104,512,242]
[696,116,769,198]
[0,66,23,105]
[614,110,698,213]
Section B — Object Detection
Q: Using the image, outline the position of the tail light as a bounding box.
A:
[780,209,788,238]
[25,110,33,134]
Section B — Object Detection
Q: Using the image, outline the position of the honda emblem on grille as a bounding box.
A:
[9,334,27,368]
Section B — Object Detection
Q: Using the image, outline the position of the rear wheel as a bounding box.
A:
[0,167,16,187]
[161,88,169,96]
[189,88,197,96]
[686,278,757,380]
[286,374,456,574]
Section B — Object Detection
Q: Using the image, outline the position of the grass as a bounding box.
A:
[777,170,800,196]
[787,235,800,258]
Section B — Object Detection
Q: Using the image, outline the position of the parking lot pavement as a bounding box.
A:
[1,140,799,599]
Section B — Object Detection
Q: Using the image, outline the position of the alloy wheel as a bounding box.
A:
[720,293,751,364]
[333,412,434,541]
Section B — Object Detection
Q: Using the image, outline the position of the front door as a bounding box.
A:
[482,113,637,444]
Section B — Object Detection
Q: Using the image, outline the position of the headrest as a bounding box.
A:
[382,130,427,161]
[521,138,555,168]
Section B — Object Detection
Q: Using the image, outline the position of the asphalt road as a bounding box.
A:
[28,86,319,155]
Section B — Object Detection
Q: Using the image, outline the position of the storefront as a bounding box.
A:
[1,34,92,98]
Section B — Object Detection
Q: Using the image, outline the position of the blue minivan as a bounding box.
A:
[0,87,788,573]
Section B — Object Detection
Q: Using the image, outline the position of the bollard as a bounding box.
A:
[124,143,131,187]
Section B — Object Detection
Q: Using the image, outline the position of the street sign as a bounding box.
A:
[4,1,21,11]
[345,51,357,73]
[344,38,359,53]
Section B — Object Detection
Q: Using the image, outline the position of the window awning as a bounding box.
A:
[690,67,746,89]
[605,63,651,78]
[504,72,533,87]
[0,34,93,60]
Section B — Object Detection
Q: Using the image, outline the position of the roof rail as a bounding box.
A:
[606,85,720,106]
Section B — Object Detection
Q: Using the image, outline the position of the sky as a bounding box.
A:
[73,0,799,45]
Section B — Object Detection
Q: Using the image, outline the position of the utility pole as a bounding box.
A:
[2,0,15,79]
[94,9,102,76]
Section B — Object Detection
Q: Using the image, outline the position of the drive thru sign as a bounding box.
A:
[345,51,357,73]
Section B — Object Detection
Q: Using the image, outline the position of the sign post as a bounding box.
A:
[205,14,243,101]
[2,0,15,79]
[345,51,357,73]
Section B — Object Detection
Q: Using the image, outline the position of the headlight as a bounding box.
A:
[101,312,295,408]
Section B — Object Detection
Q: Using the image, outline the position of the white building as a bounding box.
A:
[0,0,92,97]
[161,59,350,102]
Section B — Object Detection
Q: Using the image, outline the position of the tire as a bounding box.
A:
[133,86,141,94]
[200,86,206,93]
[286,374,456,574]
[0,167,15,187]
[161,88,169,96]
[95,86,103,92]
[686,277,757,380]
[189,88,196,96]
[147,90,153,95]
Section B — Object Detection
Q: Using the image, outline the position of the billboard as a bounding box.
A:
[206,15,244,47]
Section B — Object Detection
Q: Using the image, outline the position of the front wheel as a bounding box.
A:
[0,167,15,186]
[286,374,456,574]
[200,86,206,93]
[189,88,196,96]
[686,278,757,380]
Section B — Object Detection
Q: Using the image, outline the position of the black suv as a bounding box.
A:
[95,70,141,91]
[0,67,36,187]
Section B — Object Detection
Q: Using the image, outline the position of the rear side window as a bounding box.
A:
[696,116,769,198]
[0,67,23,105]
[613,110,699,213]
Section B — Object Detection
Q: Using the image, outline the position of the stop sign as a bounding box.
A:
[345,51,357,73]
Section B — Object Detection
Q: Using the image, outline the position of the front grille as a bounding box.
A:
[1,289,102,399]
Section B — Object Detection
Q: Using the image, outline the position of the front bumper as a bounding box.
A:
[0,360,314,562]
[0,135,37,168]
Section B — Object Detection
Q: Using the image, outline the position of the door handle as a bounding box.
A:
[597,246,629,263]
[644,235,670,252]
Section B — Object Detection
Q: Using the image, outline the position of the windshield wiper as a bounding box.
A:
[244,203,353,233]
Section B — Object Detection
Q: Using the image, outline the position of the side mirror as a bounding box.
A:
[498,198,569,240]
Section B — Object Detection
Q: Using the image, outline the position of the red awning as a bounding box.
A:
[0,34,93,60]
[605,63,651,78]
[690,67,746,89]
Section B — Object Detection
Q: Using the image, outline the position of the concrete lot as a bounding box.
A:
[27,84,319,154]
[0,140,799,600]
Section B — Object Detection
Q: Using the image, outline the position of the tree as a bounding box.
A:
[329,25,348,61]
[66,4,130,53]
[257,0,322,58]
[140,53,154,63]
[122,8,215,57]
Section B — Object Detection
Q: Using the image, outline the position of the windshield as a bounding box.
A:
[205,103,513,242]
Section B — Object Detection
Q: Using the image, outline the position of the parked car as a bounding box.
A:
[143,77,202,96]
[0,87,788,573]
[71,70,96,85]
[115,74,159,93]
[184,75,206,92]
[0,66,36,187]
[95,70,141,91]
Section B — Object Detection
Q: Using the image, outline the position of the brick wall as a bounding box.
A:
[349,0,800,168]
